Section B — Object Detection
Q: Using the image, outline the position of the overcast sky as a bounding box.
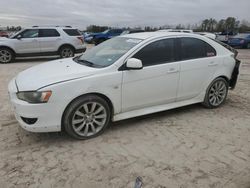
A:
[0,0,249,29]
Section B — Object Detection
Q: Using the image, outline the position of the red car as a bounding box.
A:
[0,31,9,38]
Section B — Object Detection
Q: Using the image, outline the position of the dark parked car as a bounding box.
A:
[216,31,236,43]
[228,33,250,49]
[84,29,123,45]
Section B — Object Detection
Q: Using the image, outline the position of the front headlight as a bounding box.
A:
[17,91,52,103]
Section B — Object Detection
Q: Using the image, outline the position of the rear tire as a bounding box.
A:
[63,95,111,140]
[59,46,74,58]
[0,47,14,64]
[202,77,229,108]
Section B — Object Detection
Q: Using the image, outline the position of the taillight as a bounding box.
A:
[77,36,84,44]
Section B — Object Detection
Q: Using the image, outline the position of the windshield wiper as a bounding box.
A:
[73,56,105,68]
[77,59,95,67]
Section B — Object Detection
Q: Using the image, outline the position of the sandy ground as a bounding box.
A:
[0,49,250,188]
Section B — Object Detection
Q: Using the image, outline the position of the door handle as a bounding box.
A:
[208,62,218,67]
[167,68,179,74]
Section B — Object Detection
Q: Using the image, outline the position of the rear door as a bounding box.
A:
[176,37,218,101]
[13,29,40,54]
[121,38,180,112]
[38,29,61,52]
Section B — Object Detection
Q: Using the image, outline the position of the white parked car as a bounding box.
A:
[0,26,86,63]
[8,32,240,139]
[158,29,193,33]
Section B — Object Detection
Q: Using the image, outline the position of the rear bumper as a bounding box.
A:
[229,59,241,89]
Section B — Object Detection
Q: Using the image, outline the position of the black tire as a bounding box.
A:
[202,77,229,108]
[59,46,74,58]
[62,95,111,140]
[0,47,15,64]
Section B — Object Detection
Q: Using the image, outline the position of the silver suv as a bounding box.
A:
[0,26,86,63]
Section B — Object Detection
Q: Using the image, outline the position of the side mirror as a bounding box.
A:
[126,58,143,70]
[17,35,22,40]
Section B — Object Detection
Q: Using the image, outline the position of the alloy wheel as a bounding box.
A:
[0,49,12,63]
[72,102,107,137]
[61,48,73,58]
[208,80,227,106]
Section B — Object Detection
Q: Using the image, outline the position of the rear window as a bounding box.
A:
[39,29,60,37]
[63,29,81,36]
[180,37,216,60]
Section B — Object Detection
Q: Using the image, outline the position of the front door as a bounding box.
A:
[121,38,180,112]
[13,29,40,54]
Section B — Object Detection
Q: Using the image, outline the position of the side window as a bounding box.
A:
[133,39,175,66]
[205,43,216,57]
[20,29,39,38]
[63,29,81,36]
[40,29,60,37]
[180,37,216,60]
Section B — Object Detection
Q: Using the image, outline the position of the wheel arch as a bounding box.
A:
[0,45,16,55]
[61,92,114,130]
[58,44,76,53]
[217,75,230,83]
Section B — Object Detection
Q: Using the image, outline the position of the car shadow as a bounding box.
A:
[109,103,203,131]
[18,103,204,143]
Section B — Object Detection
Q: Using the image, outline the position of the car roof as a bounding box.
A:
[24,26,77,30]
[120,31,204,40]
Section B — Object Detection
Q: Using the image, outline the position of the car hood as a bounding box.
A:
[16,58,97,91]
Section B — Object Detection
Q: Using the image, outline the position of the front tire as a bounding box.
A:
[59,46,74,58]
[0,47,14,64]
[202,77,229,108]
[63,95,111,140]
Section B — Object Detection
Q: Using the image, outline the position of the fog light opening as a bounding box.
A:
[21,117,38,125]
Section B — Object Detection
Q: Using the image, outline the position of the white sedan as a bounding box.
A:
[8,32,240,139]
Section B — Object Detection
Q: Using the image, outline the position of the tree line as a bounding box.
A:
[198,17,250,33]
[86,17,250,33]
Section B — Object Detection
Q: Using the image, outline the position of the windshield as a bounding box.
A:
[121,30,130,35]
[102,30,109,34]
[10,29,24,39]
[76,37,142,67]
